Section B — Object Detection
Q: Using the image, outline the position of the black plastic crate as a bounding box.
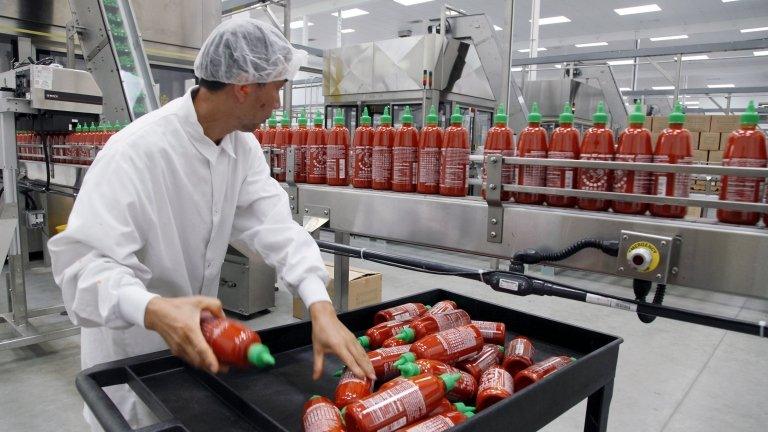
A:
[77,289,622,432]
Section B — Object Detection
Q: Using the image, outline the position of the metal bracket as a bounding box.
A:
[485,154,503,243]
[286,146,298,215]
[84,36,110,63]
[617,230,682,284]
[302,205,330,234]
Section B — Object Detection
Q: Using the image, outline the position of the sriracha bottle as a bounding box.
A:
[501,336,535,376]
[334,369,374,408]
[372,107,395,190]
[68,124,82,164]
[482,104,515,201]
[392,106,419,192]
[293,109,309,183]
[199,312,275,368]
[470,320,506,345]
[343,373,461,432]
[717,101,767,226]
[427,399,475,417]
[326,109,350,186]
[273,111,292,182]
[374,302,429,324]
[426,300,457,315]
[302,396,345,432]
[439,105,470,197]
[456,344,503,382]
[546,103,580,207]
[398,359,478,402]
[353,107,375,188]
[358,319,412,350]
[381,334,411,348]
[612,102,653,214]
[395,309,471,343]
[400,324,484,364]
[263,113,278,176]
[252,124,263,144]
[476,366,514,411]
[514,356,573,391]
[417,105,443,194]
[306,111,327,184]
[577,102,615,211]
[365,344,412,380]
[650,102,693,218]
[513,103,548,204]
[399,410,474,432]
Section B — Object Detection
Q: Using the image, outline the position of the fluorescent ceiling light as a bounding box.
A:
[721,0,740,2]
[530,16,571,25]
[511,67,523,72]
[650,34,688,41]
[341,28,355,33]
[707,83,735,88]
[683,101,700,105]
[619,87,631,91]
[517,47,547,53]
[554,64,562,68]
[681,55,709,61]
[494,25,502,31]
[575,42,608,47]
[754,50,768,56]
[741,27,768,33]
[652,86,675,90]
[331,8,369,19]
[393,0,434,5]
[614,4,661,15]
[290,20,314,29]
[607,59,635,65]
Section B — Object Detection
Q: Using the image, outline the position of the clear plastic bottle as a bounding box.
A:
[577,102,615,211]
[612,102,653,215]
[353,107,375,188]
[372,107,395,190]
[650,102,693,218]
[440,106,470,197]
[306,111,327,184]
[513,103,548,204]
[326,109,350,186]
[392,106,419,192]
[482,104,514,201]
[546,103,580,207]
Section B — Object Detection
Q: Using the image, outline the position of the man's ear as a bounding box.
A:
[232,84,251,103]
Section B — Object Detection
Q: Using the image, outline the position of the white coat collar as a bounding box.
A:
[180,87,237,162]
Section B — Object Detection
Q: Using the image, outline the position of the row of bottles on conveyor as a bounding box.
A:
[254,105,472,196]
[16,121,126,165]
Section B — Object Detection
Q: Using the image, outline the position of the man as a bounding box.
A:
[49,18,374,430]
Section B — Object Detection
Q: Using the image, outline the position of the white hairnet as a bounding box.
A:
[194,18,308,84]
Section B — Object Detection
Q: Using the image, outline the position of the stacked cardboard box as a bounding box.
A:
[648,114,739,164]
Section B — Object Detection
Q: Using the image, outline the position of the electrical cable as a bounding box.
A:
[512,238,619,265]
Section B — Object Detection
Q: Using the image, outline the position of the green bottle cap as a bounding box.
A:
[394,352,416,367]
[494,104,508,124]
[102,121,112,132]
[313,110,324,126]
[741,100,759,126]
[498,345,505,355]
[397,362,421,378]
[334,108,344,126]
[527,102,542,123]
[668,102,685,124]
[464,411,475,419]
[89,122,96,132]
[450,105,463,124]
[360,107,371,125]
[340,407,347,420]
[310,395,322,400]
[396,327,415,343]
[401,106,413,124]
[559,103,574,124]
[333,368,344,378]
[280,111,290,127]
[570,356,577,362]
[439,373,462,392]
[267,112,277,127]
[628,102,646,125]
[453,403,476,414]
[298,109,308,126]
[380,106,392,125]
[112,120,121,132]
[426,105,438,125]
[246,343,275,367]
[75,124,82,133]
[425,305,432,310]
[357,336,370,349]
[593,101,608,124]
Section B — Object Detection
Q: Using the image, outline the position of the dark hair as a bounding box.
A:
[197,77,229,92]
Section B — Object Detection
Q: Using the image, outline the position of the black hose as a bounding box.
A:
[634,279,657,323]
[513,238,620,265]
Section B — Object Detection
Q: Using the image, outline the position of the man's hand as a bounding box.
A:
[145,296,225,374]
[310,301,376,381]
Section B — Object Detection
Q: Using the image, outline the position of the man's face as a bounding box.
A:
[234,80,286,132]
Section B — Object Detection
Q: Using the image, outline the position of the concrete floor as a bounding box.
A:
[1,235,767,431]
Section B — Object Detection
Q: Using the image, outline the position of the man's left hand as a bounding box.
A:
[309,301,376,381]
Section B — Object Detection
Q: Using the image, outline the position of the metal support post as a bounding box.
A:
[286,146,299,222]
[333,231,350,313]
[631,39,640,92]
[500,0,515,110]
[673,53,683,102]
[282,0,292,115]
[527,0,540,82]
[485,154,504,243]
[17,37,34,62]
[66,20,77,69]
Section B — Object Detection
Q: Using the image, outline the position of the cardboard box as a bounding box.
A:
[709,115,740,133]
[689,132,700,148]
[643,117,653,131]
[693,149,708,162]
[708,150,724,164]
[698,132,720,151]
[720,132,730,151]
[686,206,702,218]
[293,263,382,319]
[651,116,667,132]
[651,131,661,145]
[684,115,712,133]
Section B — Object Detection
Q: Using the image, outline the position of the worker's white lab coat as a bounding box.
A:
[48,87,330,430]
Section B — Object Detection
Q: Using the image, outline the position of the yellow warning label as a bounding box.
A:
[628,241,660,273]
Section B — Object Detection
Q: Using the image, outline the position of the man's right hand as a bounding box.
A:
[145,296,225,374]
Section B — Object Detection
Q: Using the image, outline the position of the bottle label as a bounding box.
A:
[303,403,341,432]
[339,369,373,389]
[517,150,547,186]
[372,146,393,183]
[387,303,420,321]
[435,326,478,358]
[433,310,470,331]
[376,344,412,358]
[652,155,692,198]
[579,153,613,191]
[309,145,326,176]
[440,147,470,188]
[527,357,570,375]
[355,146,372,181]
[613,154,652,194]
[722,158,767,202]
[482,149,515,186]
[470,321,498,340]
[404,415,455,432]
[326,144,346,179]
[468,345,500,371]
[419,147,441,186]
[546,151,576,189]
[508,338,534,359]
[392,147,418,186]
[479,368,513,394]
[359,379,427,428]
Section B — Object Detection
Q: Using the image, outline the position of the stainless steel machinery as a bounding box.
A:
[219,243,277,317]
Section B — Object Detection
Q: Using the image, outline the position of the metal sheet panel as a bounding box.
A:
[372,37,424,93]
[324,43,373,96]
[449,43,495,101]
